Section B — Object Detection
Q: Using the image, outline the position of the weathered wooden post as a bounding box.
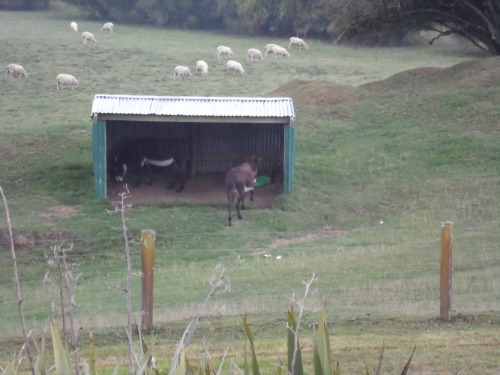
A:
[141,229,156,331]
[440,221,453,320]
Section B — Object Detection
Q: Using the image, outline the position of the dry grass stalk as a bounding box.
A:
[45,243,82,375]
[0,185,35,375]
[107,186,135,375]
[289,274,317,375]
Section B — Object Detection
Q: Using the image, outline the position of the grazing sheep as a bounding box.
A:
[56,73,79,90]
[227,60,245,75]
[174,65,192,79]
[101,22,114,33]
[195,60,209,76]
[6,63,28,78]
[217,45,234,59]
[247,48,263,62]
[271,45,290,59]
[265,43,279,56]
[289,36,309,49]
[70,22,78,33]
[82,31,96,44]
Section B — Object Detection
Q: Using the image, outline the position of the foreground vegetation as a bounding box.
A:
[0,2,498,374]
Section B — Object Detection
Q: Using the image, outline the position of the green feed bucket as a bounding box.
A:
[255,176,271,187]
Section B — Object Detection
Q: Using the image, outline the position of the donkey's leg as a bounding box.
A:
[235,188,244,220]
[166,172,176,190]
[227,188,235,226]
[174,160,187,193]
[145,163,154,186]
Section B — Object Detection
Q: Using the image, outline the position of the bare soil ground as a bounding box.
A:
[106,173,282,208]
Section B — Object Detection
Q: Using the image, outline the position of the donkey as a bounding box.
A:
[225,156,260,226]
[111,137,189,193]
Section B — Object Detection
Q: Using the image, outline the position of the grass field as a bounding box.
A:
[0,2,499,374]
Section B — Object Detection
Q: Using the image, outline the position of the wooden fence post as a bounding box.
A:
[141,229,156,331]
[440,221,453,320]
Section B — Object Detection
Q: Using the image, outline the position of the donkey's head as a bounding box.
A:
[246,155,262,172]
[110,154,128,183]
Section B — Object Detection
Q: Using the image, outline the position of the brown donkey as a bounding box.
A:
[225,157,260,226]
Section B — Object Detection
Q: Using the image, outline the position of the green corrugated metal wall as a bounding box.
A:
[92,120,106,199]
[284,124,296,193]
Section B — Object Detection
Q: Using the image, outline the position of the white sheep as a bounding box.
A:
[174,65,192,79]
[289,36,309,49]
[6,63,28,78]
[56,73,79,90]
[70,22,78,33]
[82,31,96,44]
[247,48,263,62]
[265,43,279,56]
[227,60,245,75]
[195,60,209,76]
[272,45,290,59]
[217,45,234,59]
[101,22,114,33]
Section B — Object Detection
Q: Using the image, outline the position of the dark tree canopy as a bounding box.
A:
[0,0,49,10]
[318,0,500,55]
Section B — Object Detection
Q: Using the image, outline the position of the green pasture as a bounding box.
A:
[0,2,499,374]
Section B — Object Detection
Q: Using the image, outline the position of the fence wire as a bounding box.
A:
[0,232,498,336]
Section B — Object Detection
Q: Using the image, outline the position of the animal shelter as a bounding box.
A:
[90,94,296,200]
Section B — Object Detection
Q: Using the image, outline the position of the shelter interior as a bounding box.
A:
[105,120,285,199]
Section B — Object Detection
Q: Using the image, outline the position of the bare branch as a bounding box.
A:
[289,273,317,375]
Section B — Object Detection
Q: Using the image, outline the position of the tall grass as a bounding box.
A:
[0,2,499,374]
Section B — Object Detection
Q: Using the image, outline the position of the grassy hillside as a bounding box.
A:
[0,2,499,374]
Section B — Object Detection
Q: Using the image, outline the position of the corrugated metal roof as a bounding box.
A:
[91,94,295,120]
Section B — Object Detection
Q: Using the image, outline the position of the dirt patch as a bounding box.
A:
[40,205,79,218]
[252,225,346,255]
[272,79,359,119]
[107,174,282,208]
[0,228,74,250]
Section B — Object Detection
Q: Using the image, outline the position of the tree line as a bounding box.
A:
[2,0,499,55]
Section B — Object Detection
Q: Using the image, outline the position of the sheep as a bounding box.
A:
[247,48,263,62]
[271,45,290,59]
[195,60,209,76]
[289,36,309,50]
[70,21,78,33]
[265,43,279,56]
[82,31,96,44]
[227,60,245,75]
[6,63,28,78]
[101,22,114,33]
[56,73,79,90]
[174,65,192,79]
[217,45,234,59]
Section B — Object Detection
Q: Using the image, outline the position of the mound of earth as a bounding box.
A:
[272,79,359,119]
[273,56,500,113]
[361,56,500,95]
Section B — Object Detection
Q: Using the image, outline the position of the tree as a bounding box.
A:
[317,0,500,55]
[0,0,49,10]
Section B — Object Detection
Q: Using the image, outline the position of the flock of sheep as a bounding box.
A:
[5,20,114,90]
[174,36,309,79]
[5,20,309,87]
